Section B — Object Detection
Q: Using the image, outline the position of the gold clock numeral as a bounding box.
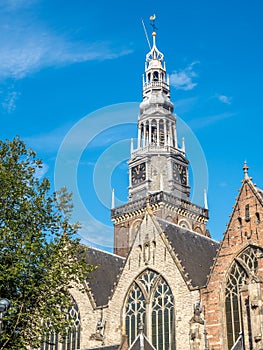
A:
[131,162,146,185]
[173,163,187,185]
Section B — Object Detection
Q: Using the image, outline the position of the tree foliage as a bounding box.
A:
[0,137,94,350]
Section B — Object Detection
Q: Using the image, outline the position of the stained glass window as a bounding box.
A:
[124,269,175,350]
[225,246,260,349]
[41,300,81,350]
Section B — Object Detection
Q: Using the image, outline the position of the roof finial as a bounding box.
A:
[150,14,157,49]
[181,137,186,153]
[145,14,164,63]
[243,161,249,180]
[130,138,134,154]
[204,189,208,210]
[111,188,115,209]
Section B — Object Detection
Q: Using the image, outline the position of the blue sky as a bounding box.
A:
[1,0,263,250]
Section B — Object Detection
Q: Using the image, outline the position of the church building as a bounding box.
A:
[43,27,263,350]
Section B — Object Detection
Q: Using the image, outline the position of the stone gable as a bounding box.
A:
[105,212,203,350]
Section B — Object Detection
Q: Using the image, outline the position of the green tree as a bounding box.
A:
[0,137,94,350]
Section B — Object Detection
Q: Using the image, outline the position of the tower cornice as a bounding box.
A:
[111,191,208,224]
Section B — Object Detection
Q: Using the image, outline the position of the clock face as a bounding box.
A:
[173,163,187,185]
[131,163,146,185]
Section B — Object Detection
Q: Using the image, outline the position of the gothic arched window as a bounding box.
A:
[225,246,260,349]
[124,269,175,350]
[41,299,81,350]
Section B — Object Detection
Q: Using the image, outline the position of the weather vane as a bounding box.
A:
[150,14,157,32]
[141,13,158,50]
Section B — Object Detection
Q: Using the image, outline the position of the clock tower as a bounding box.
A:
[128,31,190,202]
[111,30,209,257]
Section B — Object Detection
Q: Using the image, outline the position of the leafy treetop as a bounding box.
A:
[0,137,94,350]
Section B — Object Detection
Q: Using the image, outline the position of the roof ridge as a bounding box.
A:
[157,218,219,244]
[81,345,120,350]
[87,246,125,260]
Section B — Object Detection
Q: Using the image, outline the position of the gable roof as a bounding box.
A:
[158,219,219,288]
[80,345,120,350]
[225,175,263,234]
[129,333,156,350]
[85,247,125,307]
[256,187,263,202]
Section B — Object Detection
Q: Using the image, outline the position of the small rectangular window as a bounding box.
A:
[245,204,250,222]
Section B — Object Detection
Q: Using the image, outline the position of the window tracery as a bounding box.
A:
[225,246,260,349]
[41,300,81,350]
[124,270,175,350]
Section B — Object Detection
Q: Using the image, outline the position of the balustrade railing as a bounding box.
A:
[143,81,169,89]
[111,191,208,219]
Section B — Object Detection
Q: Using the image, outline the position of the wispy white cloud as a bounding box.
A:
[23,122,131,157]
[170,61,199,91]
[1,89,20,113]
[78,220,113,249]
[0,0,38,11]
[0,29,132,80]
[0,1,133,113]
[0,2,133,82]
[217,94,232,105]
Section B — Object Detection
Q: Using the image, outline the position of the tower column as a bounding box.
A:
[164,120,167,146]
[143,122,146,147]
[146,122,149,146]
[169,121,172,146]
[149,120,152,146]
[157,119,160,146]
[138,124,142,148]
[173,122,177,148]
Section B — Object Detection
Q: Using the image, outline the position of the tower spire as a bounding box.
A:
[243,161,250,180]
[112,16,210,257]
[127,15,191,201]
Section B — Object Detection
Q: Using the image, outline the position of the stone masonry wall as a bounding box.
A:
[71,285,104,349]
[106,213,202,349]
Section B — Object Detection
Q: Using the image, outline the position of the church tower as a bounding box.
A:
[129,31,190,201]
[111,29,209,257]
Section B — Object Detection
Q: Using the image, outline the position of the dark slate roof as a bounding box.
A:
[129,334,156,350]
[86,247,125,307]
[158,219,219,288]
[80,345,119,350]
[256,187,263,201]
